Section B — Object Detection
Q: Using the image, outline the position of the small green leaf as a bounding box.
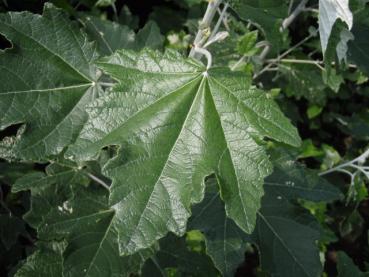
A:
[191,167,333,277]
[307,105,323,119]
[298,139,325,159]
[237,30,259,56]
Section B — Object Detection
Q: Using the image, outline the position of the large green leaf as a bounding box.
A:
[0,4,100,160]
[66,48,300,255]
[189,179,250,277]
[14,166,153,277]
[190,151,341,277]
[348,8,369,75]
[278,63,330,105]
[252,187,322,277]
[265,148,343,202]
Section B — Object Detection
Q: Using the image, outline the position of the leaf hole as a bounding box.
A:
[236,243,260,276]
[0,34,11,50]
[0,123,23,140]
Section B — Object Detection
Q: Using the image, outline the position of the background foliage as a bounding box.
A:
[0,0,369,276]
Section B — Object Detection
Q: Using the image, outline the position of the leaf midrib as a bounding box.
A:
[1,20,93,83]
[206,77,253,232]
[124,75,207,252]
[84,211,115,276]
[2,83,92,95]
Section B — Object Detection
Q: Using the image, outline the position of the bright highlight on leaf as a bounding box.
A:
[67,48,300,254]
[319,0,353,54]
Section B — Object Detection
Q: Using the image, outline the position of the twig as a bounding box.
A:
[287,0,295,15]
[192,47,213,70]
[231,56,247,71]
[266,58,325,71]
[319,148,369,203]
[255,0,308,66]
[86,172,110,190]
[99,82,115,87]
[217,6,230,31]
[231,41,269,71]
[258,43,271,61]
[209,2,229,40]
[319,149,369,177]
[266,58,357,71]
[281,0,308,31]
[303,7,319,13]
[111,2,118,22]
[254,33,314,78]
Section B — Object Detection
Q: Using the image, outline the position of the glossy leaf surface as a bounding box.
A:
[67,48,300,254]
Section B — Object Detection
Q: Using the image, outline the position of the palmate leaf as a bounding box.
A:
[190,151,341,277]
[14,166,154,277]
[348,8,369,75]
[0,4,99,161]
[66,48,301,255]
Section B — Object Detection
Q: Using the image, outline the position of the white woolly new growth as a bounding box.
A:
[193,46,213,69]
[320,148,369,202]
[203,31,229,48]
